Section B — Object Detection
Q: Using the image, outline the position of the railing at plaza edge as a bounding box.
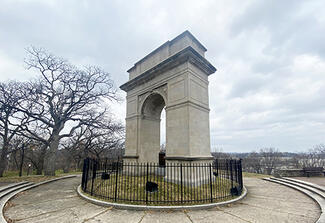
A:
[81,158,243,205]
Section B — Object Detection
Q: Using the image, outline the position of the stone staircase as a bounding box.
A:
[0,181,36,223]
[0,175,77,223]
[264,177,325,223]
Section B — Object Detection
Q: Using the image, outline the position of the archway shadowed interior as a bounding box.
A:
[139,93,166,163]
[141,93,165,120]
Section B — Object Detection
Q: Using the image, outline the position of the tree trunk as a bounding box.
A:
[19,148,25,177]
[76,159,81,171]
[44,134,60,176]
[36,164,43,175]
[63,156,71,173]
[12,150,19,171]
[35,146,47,175]
[0,143,9,177]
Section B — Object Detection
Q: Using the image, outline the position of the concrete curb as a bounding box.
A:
[1,175,77,223]
[77,184,247,211]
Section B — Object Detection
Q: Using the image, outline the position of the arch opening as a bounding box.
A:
[139,93,166,163]
[141,93,165,119]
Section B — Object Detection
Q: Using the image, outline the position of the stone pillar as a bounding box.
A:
[165,63,213,163]
[123,115,139,163]
[138,116,160,163]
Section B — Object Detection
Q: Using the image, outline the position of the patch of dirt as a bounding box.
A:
[4,202,16,223]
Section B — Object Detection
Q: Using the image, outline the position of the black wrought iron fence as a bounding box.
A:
[81,158,243,205]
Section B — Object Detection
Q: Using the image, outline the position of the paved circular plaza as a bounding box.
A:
[4,176,320,223]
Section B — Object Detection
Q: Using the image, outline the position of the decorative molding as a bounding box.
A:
[165,100,210,112]
[165,156,214,161]
[137,84,168,114]
[123,155,139,159]
[127,30,207,73]
[152,84,168,102]
[120,46,216,92]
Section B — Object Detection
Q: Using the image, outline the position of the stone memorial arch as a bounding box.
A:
[120,31,216,165]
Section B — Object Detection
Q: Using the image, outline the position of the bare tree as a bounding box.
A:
[211,147,231,159]
[57,114,124,172]
[78,118,124,161]
[24,140,47,175]
[259,148,281,175]
[15,47,117,176]
[9,135,31,177]
[299,144,325,168]
[290,154,301,169]
[242,151,263,174]
[0,81,27,177]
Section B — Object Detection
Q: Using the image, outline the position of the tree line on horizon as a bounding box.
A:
[0,47,124,177]
[212,146,325,175]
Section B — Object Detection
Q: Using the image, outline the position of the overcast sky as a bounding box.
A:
[0,0,324,153]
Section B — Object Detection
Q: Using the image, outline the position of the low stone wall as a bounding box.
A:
[274,168,325,177]
[273,169,305,177]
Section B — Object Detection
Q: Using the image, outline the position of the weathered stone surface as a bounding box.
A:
[121,31,216,165]
[274,169,305,177]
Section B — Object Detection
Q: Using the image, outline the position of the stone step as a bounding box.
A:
[0,182,34,199]
[270,177,325,199]
[0,182,29,193]
[0,182,34,223]
[263,177,325,223]
[283,177,325,193]
[0,175,77,223]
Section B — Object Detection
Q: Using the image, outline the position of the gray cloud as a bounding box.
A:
[0,0,324,152]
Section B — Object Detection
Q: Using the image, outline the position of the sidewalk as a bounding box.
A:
[4,176,320,223]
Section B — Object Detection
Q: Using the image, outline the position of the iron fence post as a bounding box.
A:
[215,159,218,176]
[90,160,97,196]
[114,160,119,201]
[230,160,233,190]
[238,159,243,190]
[180,163,183,203]
[226,159,229,179]
[85,158,89,191]
[209,163,213,202]
[104,158,107,173]
[146,163,149,205]
[81,158,88,191]
[234,160,238,184]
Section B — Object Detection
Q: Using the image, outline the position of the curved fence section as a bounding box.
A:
[81,158,243,205]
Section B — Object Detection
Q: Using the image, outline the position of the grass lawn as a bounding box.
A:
[0,170,81,183]
[242,172,271,178]
[84,173,239,205]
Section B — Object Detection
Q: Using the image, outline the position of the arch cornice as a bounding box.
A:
[120,46,216,92]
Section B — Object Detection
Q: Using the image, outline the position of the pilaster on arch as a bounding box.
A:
[121,31,216,164]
